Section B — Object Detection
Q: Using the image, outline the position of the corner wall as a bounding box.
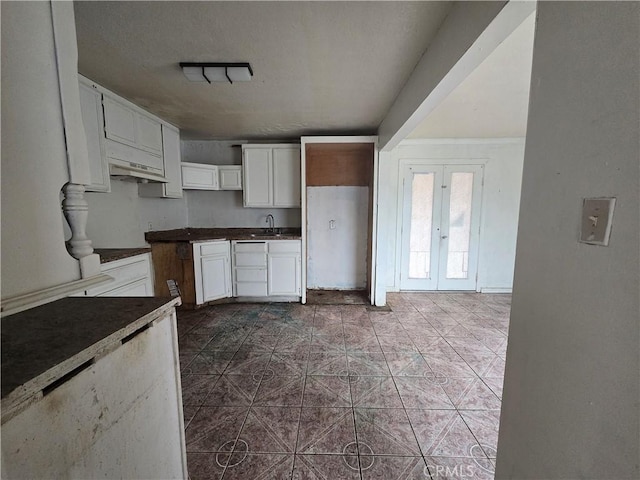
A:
[496,3,640,478]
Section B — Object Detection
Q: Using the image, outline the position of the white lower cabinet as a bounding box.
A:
[232,240,301,298]
[193,241,231,304]
[86,253,154,297]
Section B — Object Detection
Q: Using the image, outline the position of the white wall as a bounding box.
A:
[182,140,302,228]
[376,139,524,295]
[307,187,369,289]
[496,3,639,479]
[85,181,187,248]
[1,2,81,298]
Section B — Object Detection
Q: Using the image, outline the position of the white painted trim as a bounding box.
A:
[300,136,378,144]
[1,274,113,317]
[300,142,308,304]
[480,287,513,294]
[399,137,526,146]
[369,138,379,306]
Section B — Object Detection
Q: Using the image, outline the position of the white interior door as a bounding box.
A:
[400,164,483,291]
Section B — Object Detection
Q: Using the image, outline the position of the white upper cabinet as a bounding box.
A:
[78,80,110,192]
[103,96,163,158]
[243,148,272,206]
[242,145,300,208]
[181,162,219,190]
[272,147,301,207]
[139,124,183,199]
[218,166,243,190]
[136,114,163,156]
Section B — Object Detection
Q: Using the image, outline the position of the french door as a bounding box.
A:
[400,164,483,291]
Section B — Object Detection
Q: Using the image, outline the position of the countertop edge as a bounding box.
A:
[1,296,181,424]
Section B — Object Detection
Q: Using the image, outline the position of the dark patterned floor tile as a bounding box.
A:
[183,404,200,428]
[297,407,356,454]
[187,350,236,375]
[302,375,352,407]
[354,408,421,456]
[347,352,391,376]
[360,455,431,480]
[187,452,226,480]
[310,334,346,353]
[394,377,454,409]
[253,375,305,407]
[406,409,478,458]
[268,352,309,376]
[181,374,220,406]
[307,352,348,376]
[292,454,360,479]
[179,333,215,352]
[185,406,248,453]
[385,352,433,377]
[426,455,494,479]
[224,351,272,376]
[350,376,404,408]
[441,377,501,410]
[458,410,500,458]
[237,407,301,453]
[203,374,262,406]
[222,452,294,480]
[377,334,420,354]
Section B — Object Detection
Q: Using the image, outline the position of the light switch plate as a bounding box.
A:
[579,197,616,246]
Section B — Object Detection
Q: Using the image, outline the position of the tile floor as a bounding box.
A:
[177,292,510,480]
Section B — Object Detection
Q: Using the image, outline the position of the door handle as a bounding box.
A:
[441,235,448,239]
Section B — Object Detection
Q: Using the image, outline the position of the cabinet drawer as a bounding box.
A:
[235,282,268,297]
[234,253,267,267]
[97,278,151,297]
[268,240,301,254]
[199,242,229,257]
[235,268,267,283]
[87,255,151,296]
[234,242,267,253]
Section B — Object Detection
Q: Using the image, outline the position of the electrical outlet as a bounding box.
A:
[148,222,153,231]
[579,197,615,246]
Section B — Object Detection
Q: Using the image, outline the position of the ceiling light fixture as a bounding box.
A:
[179,62,253,84]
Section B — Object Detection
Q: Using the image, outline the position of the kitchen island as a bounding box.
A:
[1,296,186,479]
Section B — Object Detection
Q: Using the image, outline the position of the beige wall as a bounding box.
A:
[1,2,80,298]
[496,2,639,478]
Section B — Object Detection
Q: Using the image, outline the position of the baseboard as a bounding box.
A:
[479,287,513,294]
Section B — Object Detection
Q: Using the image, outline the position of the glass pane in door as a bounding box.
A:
[409,173,434,279]
[446,172,474,279]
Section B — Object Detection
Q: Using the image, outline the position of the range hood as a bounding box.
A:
[109,162,168,183]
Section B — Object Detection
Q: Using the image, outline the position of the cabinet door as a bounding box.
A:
[243,148,272,207]
[268,254,301,296]
[201,255,231,302]
[272,147,301,207]
[97,277,152,297]
[103,97,137,146]
[136,114,163,156]
[161,125,183,198]
[79,82,110,192]
[219,166,243,190]
[182,163,219,190]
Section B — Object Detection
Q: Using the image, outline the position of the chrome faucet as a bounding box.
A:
[266,214,275,233]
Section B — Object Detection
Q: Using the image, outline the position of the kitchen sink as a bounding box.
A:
[250,232,282,238]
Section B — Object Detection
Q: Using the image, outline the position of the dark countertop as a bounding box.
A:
[1,296,180,421]
[94,247,151,263]
[145,227,302,243]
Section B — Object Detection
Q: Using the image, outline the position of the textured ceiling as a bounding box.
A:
[74,1,452,140]
[408,11,536,139]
